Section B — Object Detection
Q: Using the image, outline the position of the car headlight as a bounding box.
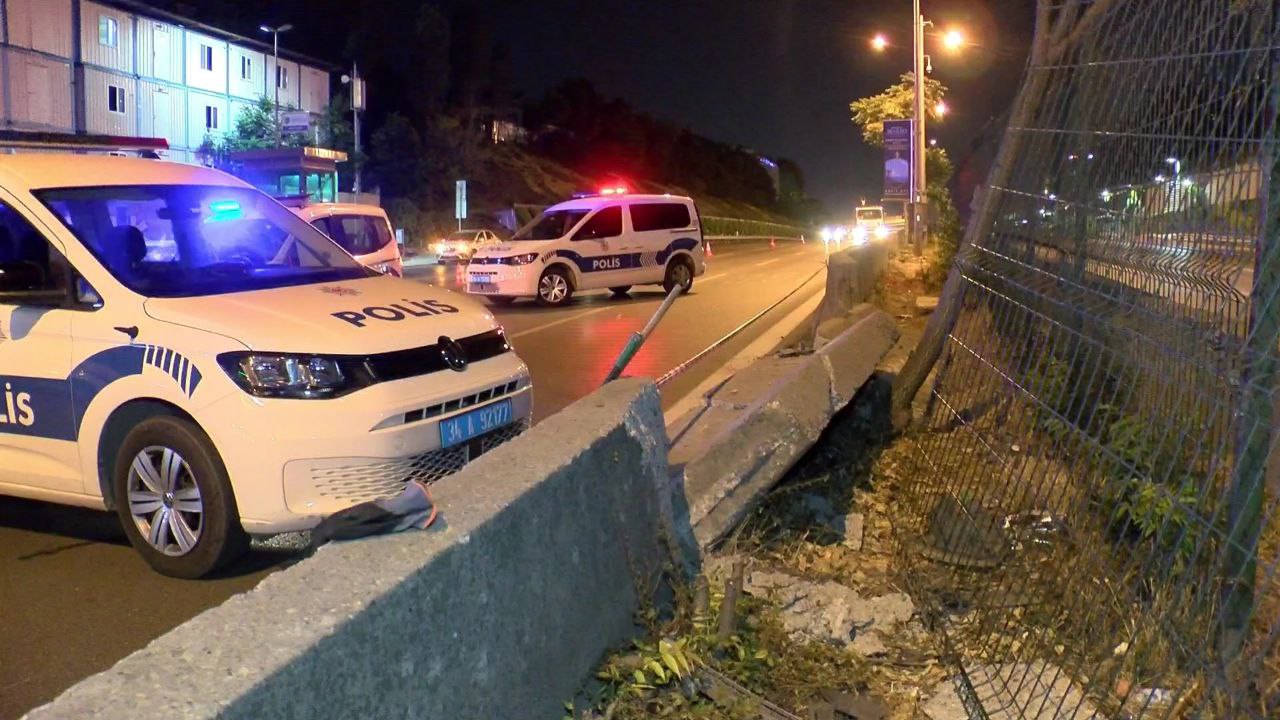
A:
[218,352,367,399]
[874,224,890,239]
[505,252,540,265]
[853,225,868,240]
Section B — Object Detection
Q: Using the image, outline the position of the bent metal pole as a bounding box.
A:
[602,284,684,384]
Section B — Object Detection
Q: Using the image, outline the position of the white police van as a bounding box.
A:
[465,190,705,306]
[0,155,531,577]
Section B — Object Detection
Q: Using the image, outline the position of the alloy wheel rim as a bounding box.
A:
[541,274,568,302]
[127,446,203,557]
[674,264,692,288]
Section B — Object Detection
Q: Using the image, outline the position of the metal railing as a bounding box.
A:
[895,2,1280,718]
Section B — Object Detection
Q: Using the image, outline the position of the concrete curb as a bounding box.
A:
[27,379,674,720]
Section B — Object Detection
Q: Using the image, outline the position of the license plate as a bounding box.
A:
[439,399,513,448]
[471,275,492,284]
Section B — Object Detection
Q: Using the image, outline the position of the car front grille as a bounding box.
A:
[401,380,520,425]
[309,421,529,504]
[363,329,511,383]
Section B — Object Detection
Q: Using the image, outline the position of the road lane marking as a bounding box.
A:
[754,258,782,267]
[509,306,614,339]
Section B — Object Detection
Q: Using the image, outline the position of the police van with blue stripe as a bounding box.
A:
[0,154,531,577]
[465,188,705,306]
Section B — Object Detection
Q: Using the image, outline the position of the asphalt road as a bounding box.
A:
[0,237,828,719]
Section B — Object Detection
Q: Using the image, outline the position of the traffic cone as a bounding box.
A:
[770,237,777,249]
[704,240,714,257]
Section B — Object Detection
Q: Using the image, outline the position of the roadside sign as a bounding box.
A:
[883,119,913,200]
[455,180,467,220]
[281,111,311,133]
[351,78,366,111]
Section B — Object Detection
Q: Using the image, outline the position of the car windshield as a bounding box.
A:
[312,213,393,256]
[856,208,883,222]
[513,209,589,240]
[448,231,476,241]
[36,185,372,298]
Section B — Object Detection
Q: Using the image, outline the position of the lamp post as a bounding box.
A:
[342,63,367,195]
[911,0,926,255]
[259,23,293,148]
[872,13,965,255]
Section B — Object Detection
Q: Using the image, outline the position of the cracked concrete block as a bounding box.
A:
[819,307,899,406]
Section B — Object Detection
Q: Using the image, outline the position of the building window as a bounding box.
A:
[240,56,252,81]
[99,16,118,48]
[276,65,288,89]
[107,85,125,114]
[205,105,218,130]
[199,44,213,71]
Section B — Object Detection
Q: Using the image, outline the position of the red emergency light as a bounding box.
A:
[598,184,629,195]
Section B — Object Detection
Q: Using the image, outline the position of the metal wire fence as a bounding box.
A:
[895,1,1280,717]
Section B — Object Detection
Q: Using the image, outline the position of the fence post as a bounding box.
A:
[1220,7,1280,657]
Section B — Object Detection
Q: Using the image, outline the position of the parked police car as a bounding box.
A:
[0,155,531,577]
[465,190,705,306]
[294,202,403,277]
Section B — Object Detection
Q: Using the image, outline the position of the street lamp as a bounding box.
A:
[942,28,965,51]
[869,5,964,255]
[259,23,293,148]
[935,101,949,117]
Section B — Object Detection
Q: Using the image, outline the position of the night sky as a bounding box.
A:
[481,0,1036,216]
[173,0,1037,218]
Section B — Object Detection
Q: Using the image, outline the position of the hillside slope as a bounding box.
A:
[469,144,801,224]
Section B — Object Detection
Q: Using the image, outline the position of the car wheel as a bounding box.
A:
[537,266,573,306]
[488,295,517,306]
[663,257,694,294]
[609,286,632,297]
[112,414,248,579]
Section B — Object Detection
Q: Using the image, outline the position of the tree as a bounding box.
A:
[367,113,427,201]
[850,73,948,147]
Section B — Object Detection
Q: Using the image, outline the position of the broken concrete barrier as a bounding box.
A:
[27,379,676,720]
[668,304,899,549]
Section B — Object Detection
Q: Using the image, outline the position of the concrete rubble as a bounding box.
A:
[742,570,915,657]
[915,295,940,313]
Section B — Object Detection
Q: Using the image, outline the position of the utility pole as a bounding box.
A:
[912,0,928,256]
[344,62,365,195]
[259,24,293,149]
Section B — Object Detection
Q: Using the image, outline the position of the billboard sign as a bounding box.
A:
[883,118,913,200]
[281,111,312,133]
[455,180,468,220]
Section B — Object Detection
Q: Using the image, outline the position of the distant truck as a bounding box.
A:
[853,205,891,243]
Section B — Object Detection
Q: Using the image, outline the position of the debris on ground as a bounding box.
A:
[915,295,939,313]
[743,571,914,658]
[921,661,1101,720]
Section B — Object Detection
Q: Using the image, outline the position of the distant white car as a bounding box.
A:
[293,203,403,277]
[434,229,503,264]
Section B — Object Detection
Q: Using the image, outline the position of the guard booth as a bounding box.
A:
[224,146,348,203]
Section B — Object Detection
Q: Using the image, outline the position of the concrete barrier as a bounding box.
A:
[815,239,891,327]
[667,304,898,549]
[28,379,675,720]
[666,243,898,549]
